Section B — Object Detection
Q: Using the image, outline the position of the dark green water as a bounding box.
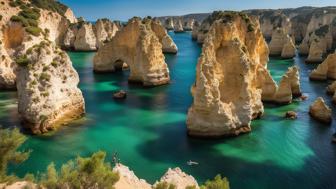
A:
[1,32,336,189]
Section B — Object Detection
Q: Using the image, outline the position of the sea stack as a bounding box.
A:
[165,18,175,30]
[269,28,296,58]
[309,97,332,124]
[184,19,195,31]
[309,52,336,80]
[186,12,269,137]
[93,17,170,86]
[73,22,98,51]
[174,19,184,33]
[150,20,178,54]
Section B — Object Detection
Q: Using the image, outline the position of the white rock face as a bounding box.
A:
[309,97,332,124]
[63,26,78,49]
[187,13,269,137]
[64,8,78,23]
[268,28,296,58]
[165,18,175,30]
[174,19,184,33]
[154,168,199,189]
[113,164,152,189]
[184,19,195,31]
[93,18,170,86]
[17,41,85,134]
[151,20,178,54]
[95,19,120,48]
[74,23,97,51]
[310,53,336,80]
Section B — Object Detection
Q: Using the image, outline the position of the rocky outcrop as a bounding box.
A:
[310,52,336,80]
[309,97,332,124]
[174,19,184,33]
[93,18,170,86]
[184,19,195,31]
[113,163,152,189]
[258,12,292,40]
[64,8,77,23]
[191,21,200,40]
[187,12,270,137]
[73,22,97,51]
[95,19,120,48]
[0,181,37,189]
[326,81,336,104]
[269,28,296,58]
[151,20,178,53]
[154,168,199,189]
[165,18,175,30]
[17,41,85,134]
[273,66,302,104]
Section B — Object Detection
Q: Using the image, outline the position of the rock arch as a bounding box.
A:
[93,18,170,86]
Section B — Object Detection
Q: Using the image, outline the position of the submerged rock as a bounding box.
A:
[285,111,298,120]
[310,53,336,80]
[187,12,269,137]
[113,90,127,99]
[154,168,199,189]
[309,97,332,124]
[93,17,170,86]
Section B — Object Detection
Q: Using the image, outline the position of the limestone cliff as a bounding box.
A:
[184,19,195,31]
[269,28,296,58]
[258,12,292,40]
[95,18,120,48]
[73,22,97,51]
[187,12,269,137]
[309,97,332,124]
[16,41,85,134]
[165,18,175,30]
[174,19,184,33]
[0,1,85,133]
[113,164,152,189]
[154,168,199,189]
[93,18,170,86]
[151,20,178,53]
[310,52,336,80]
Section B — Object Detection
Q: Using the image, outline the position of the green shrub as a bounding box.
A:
[27,18,38,27]
[19,9,40,20]
[247,24,255,32]
[51,61,58,68]
[200,175,230,189]
[315,25,329,37]
[30,0,68,16]
[25,26,42,36]
[186,186,197,189]
[15,55,30,66]
[0,128,31,182]
[39,151,120,189]
[10,15,29,27]
[39,73,50,81]
[154,181,176,189]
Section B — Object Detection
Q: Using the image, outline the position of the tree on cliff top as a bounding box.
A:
[0,128,31,182]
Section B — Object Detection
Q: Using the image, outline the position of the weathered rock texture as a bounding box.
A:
[269,28,296,58]
[155,168,199,189]
[187,13,270,137]
[309,97,332,124]
[93,18,170,86]
[310,52,336,80]
[113,163,152,189]
[73,22,97,51]
[95,18,120,48]
[151,20,178,53]
[327,81,336,104]
[0,1,85,133]
[184,19,195,31]
[165,18,175,30]
[17,42,85,134]
[174,19,184,33]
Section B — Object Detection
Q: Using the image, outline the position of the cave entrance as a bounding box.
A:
[114,59,129,71]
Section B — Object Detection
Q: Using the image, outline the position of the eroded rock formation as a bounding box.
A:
[165,18,175,30]
[309,97,332,124]
[174,19,184,33]
[93,18,170,86]
[310,52,336,80]
[151,20,178,53]
[17,41,85,134]
[187,12,269,137]
[73,22,97,51]
[184,19,195,31]
[269,28,296,58]
[95,18,120,48]
[113,164,152,189]
[327,81,336,104]
[154,168,199,189]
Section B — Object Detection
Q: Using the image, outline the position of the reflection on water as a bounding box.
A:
[1,32,336,189]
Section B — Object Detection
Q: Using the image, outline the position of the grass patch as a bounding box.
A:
[15,55,30,66]
[26,26,42,36]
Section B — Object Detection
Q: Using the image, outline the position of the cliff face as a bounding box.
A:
[0,1,85,133]
[73,23,97,51]
[95,19,120,48]
[269,28,296,58]
[186,13,269,137]
[174,19,184,33]
[155,168,199,189]
[17,42,85,134]
[258,12,292,40]
[93,18,170,86]
[150,20,178,53]
[310,52,336,80]
[184,19,195,31]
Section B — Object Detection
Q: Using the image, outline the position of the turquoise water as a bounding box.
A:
[1,32,336,189]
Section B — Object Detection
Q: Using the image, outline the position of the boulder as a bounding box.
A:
[285,111,298,120]
[93,18,170,86]
[309,53,336,80]
[187,13,269,137]
[309,97,332,124]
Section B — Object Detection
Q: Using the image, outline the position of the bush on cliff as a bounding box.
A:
[30,0,68,16]
[200,174,230,189]
[0,128,31,182]
[40,151,120,189]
